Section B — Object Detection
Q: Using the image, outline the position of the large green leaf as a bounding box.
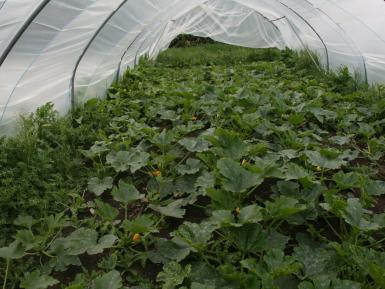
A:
[264,196,307,221]
[217,158,262,193]
[13,215,35,229]
[155,238,191,262]
[293,244,337,278]
[111,180,144,205]
[93,270,122,289]
[88,177,114,196]
[284,163,310,180]
[263,249,302,276]
[106,150,149,173]
[228,223,268,253]
[122,215,158,234]
[342,198,381,231]
[106,150,131,172]
[195,171,215,193]
[207,188,239,210]
[209,210,237,228]
[59,228,97,255]
[208,128,249,159]
[20,271,59,289]
[95,199,119,222]
[305,150,347,170]
[51,228,117,256]
[87,234,118,255]
[179,137,210,152]
[362,178,385,196]
[149,199,186,218]
[124,150,150,173]
[176,158,203,175]
[0,240,25,259]
[333,171,360,190]
[81,141,109,159]
[152,129,175,149]
[358,123,375,138]
[15,230,38,250]
[238,204,263,224]
[157,262,191,289]
[171,222,216,252]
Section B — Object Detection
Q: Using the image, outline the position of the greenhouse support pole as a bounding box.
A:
[306,2,368,83]
[147,20,173,60]
[133,29,155,65]
[250,10,283,46]
[325,1,385,84]
[0,0,50,67]
[278,1,330,71]
[70,0,129,107]
[251,10,280,32]
[285,17,323,72]
[115,31,145,81]
[0,1,6,10]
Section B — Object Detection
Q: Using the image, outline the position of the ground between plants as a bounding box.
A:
[0,43,385,289]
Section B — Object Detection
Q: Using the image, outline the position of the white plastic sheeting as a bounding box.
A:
[0,1,46,62]
[0,0,384,134]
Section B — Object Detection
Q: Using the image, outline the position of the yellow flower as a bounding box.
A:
[132,233,141,243]
[191,115,198,121]
[152,170,162,177]
[235,207,241,215]
[316,166,322,172]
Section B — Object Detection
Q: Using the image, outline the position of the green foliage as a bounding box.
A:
[0,43,384,289]
[169,34,214,48]
[20,271,59,289]
[88,177,113,196]
[217,158,262,193]
[92,271,122,289]
[111,180,143,205]
[157,262,191,289]
[157,43,282,68]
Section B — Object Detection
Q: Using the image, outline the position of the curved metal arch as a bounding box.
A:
[141,19,173,62]
[117,0,284,79]
[70,0,129,107]
[0,0,50,67]
[197,0,282,38]
[302,0,368,83]
[0,1,6,10]
[277,0,330,70]
[331,1,385,46]
[326,0,385,83]
[116,0,212,78]
[283,16,322,71]
[74,0,359,102]
[133,27,155,65]
[72,0,183,102]
[115,29,146,81]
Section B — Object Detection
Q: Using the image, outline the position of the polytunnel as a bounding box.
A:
[0,0,385,134]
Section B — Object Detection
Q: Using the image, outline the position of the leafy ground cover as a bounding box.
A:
[168,34,214,48]
[1,43,385,289]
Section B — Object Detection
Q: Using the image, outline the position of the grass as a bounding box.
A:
[0,43,384,289]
